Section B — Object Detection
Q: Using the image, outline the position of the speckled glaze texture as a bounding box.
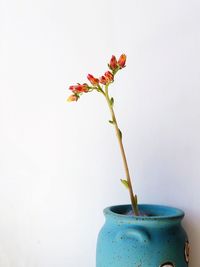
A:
[96,204,189,267]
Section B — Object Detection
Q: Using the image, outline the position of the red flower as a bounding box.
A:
[109,55,117,70]
[69,84,88,93]
[104,71,114,83]
[118,54,126,68]
[99,76,107,85]
[99,71,114,85]
[67,94,79,102]
[87,74,99,85]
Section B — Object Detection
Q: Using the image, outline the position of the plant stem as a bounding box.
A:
[104,86,139,216]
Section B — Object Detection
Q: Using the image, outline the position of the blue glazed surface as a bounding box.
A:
[96,204,189,267]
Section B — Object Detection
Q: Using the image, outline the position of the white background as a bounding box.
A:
[0,0,200,266]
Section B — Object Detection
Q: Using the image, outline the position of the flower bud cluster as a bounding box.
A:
[67,54,126,102]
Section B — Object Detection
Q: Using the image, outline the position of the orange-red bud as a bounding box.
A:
[99,76,107,85]
[109,55,118,70]
[87,74,99,85]
[69,84,88,93]
[67,94,78,102]
[118,54,126,68]
[104,71,114,83]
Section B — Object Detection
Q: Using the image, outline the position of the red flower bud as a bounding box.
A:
[118,54,126,68]
[104,71,114,83]
[87,74,99,85]
[69,85,75,91]
[69,84,88,93]
[67,94,78,102]
[99,76,107,85]
[109,55,117,70]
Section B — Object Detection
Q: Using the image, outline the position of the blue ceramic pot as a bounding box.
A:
[96,204,189,267]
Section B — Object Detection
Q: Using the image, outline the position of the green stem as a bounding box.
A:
[104,85,139,216]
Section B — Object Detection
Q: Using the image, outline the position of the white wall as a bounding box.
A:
[0,0,200,266]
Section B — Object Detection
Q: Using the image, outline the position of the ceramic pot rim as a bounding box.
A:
[104,204,185,221]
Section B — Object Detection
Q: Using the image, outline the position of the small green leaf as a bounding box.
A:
[118,129,122,139]
[110,97,114,106]
[120,179,129,189]
[109,120,114,124]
